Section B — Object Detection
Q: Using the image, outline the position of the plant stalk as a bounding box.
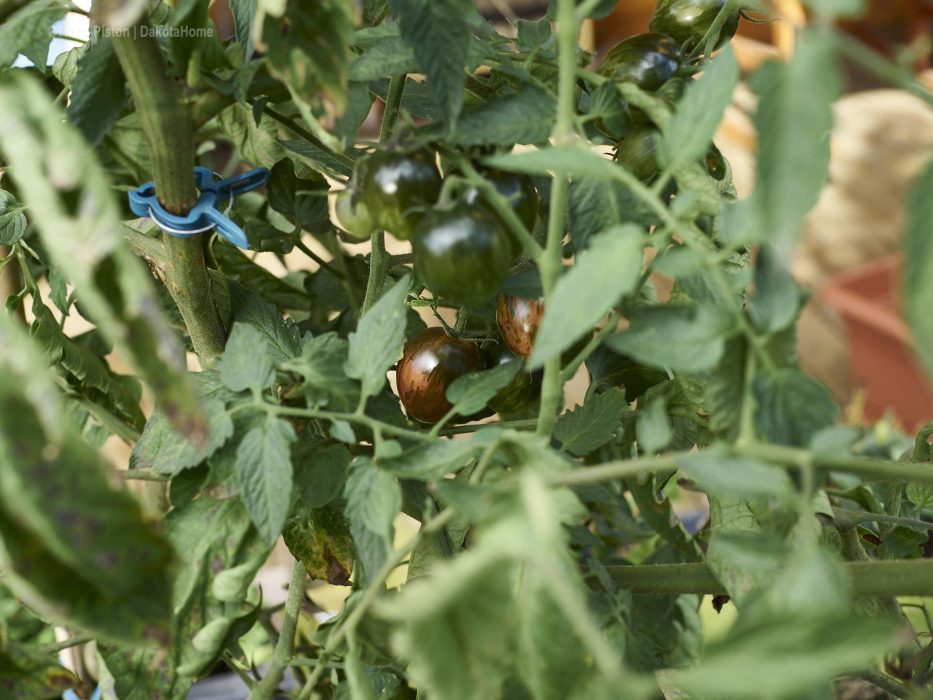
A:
[111,22,227,365]
[536,0,579,436]
[249,559,307,700]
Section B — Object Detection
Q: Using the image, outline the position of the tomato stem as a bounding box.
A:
[112,20,227,365]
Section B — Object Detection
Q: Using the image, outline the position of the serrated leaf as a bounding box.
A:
[345,457,401,581]
[568,175,656,250]
[529,226,644,369]
[554,388,629,456]
[0,1,65,69]
[234,418,296,543]
[278,138,355,178]
[346,274,410,402]
[753,369,839,447]
[220,323,275,393]
[132,399,234,475]
[0,642,78,699]
[379,440,480,480]
[678,449,794,500]
[293,443,352,509]
[349,36,417,81]
[229,281,301,363]
[485,144,624,179]
[744,30,841,258]
[229,0,257,55]
[66,36,126,147]
[284,333,359,412]
[0,72,204,437]
[449,85,556,146]
[904,161,933,376]
[748,245,801,333]
[0,190,27,245]
[388,0,475,123]
[661,46,739,171]
[605,304,734,373]
[636,394,672,454]
[446,360,521,416]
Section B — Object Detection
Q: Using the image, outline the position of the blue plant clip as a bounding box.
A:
[128,167,270,249]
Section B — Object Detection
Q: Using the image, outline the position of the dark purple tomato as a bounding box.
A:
[495,294,544,359]
[396,328,484,424]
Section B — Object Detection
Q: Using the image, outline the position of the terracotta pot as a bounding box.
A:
[820,254,933,430]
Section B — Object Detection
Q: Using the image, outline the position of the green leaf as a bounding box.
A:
[229,0,257,53]
[605,305,733,373]
[132,399,234,475]
[0,642,78,699]
[220,323,276,393]
[66,36,126,147]
[748,245,801,333]
[446,360,521,416]
[678,448,794,500]
[904,161,933,376]
[568,176,655,250]
[0,1,66,69]
[669,615,894,699]
[753,369,839,447]
[555,388,629,456]
[742,30,841,257]
[486,144,625,180]
[229,281,301,363]
[388,0,476,123]
[703,337,745,438]
[0,368,174,645]
[346,274,410,402]
[0,190,27,245]
[448,85,556,146]
[284,333,359,412]
[349,36,417,81]
[283,504,354,584]
[0,72,204,438]
[528,226,644,369]
[636,394,672,454]
[660,45,739,171]
[293,443,352,509]
[235,418,297,543]
[212,244,309,309]
[256,0,352,110]
[279,138,355,179]
[266,158,330,231]
[219,102,288,167]
[345,457,401,581]
[379,440,480,480]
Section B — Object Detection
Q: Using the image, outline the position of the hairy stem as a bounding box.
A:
[112,22,226,365]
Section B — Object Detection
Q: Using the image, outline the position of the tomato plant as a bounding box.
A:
[0,0,931,698]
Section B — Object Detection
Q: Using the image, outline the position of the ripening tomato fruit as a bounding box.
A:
[357,150,442,240]
[615,129,661,182]
[413,206,514,307]
[396,328,484,424]
[496,294,543,359]
[649,0,740,52]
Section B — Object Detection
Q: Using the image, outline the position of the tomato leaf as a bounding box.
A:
[346,274,411,402]
[528,226,644,369]
[555,388,630,457]
[0,190,27,245]
[753,369,839,447]
[66,36,126,147]
[220,323,276,394]
[904,161,933,377]
[345,457,401,582]
[234,418,296,543]
[446,360,521,416]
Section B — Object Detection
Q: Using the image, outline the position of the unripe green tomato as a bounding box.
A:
[463,169,539,255]
[705,143,727,181]
[598,33,683,92]
[334,189,375,240]
[483,342,542,416]
[413,206,514,307]
[396,328,485,424]
[649,0,740,51]
[357,150,442,240]
[615,129,661,182]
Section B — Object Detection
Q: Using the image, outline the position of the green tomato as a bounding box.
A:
[598,33,683,92]
[413,206,514,307]
[334,189,375,241]
[463,169,539,255]
[615,129,661,182]
[357,150,442,240]
[482,342,542,417]
[649,0,740,51]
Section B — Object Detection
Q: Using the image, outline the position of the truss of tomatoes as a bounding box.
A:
[335,0,741,424]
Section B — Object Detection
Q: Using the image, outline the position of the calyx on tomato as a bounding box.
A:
[396,327,484,424]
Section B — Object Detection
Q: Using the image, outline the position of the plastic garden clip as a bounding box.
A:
[128,167,270,249]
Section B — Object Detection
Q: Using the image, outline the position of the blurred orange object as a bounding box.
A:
[821,254,933,430]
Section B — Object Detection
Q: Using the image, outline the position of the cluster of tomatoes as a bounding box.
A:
[334,0,741,425]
